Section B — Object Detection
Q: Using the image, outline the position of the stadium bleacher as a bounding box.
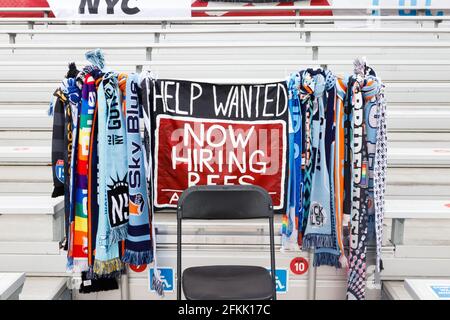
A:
[0,5,449,300]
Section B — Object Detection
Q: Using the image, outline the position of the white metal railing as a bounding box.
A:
[2,27,450,34]
[0,15,449,26]
[1,59,450,67]
[1,42,450,62]
[2,27,448,46]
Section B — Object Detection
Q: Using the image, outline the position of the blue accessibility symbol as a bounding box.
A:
[267,268,288,294]
[149,268,174,293]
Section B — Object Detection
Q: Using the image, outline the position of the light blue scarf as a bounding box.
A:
[302,73,335,250]
[122,73,153,265]
[93,72,126,277]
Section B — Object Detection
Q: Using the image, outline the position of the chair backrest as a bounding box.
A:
[176,185,276,300]
[177,185,274,220]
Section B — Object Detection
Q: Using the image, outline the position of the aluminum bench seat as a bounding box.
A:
[0,273,25,300]
[19,277,70,300]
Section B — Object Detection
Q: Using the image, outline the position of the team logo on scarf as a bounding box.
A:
[107,175,129,228]
[309,202,327,227]
[130,194,145,216]
[56,159,65,183]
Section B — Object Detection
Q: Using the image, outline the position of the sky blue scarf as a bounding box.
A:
[302,72,335,250]
[123,73,153,266]
[94,72,125,277]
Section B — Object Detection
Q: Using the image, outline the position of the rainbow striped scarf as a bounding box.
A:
[69,73,97,272]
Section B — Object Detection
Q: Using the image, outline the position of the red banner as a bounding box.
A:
[0,0,332,17]
[154,115,286,208]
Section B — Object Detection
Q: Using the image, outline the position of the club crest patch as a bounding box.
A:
[129,193,145,216]
[107,174,129,227]
[56,159,64,183]
[309,202,327,227]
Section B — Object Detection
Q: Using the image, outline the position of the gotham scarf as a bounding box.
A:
[302,70,335,251]
[282,72,303,250]
[122,73,153,265]
[104,72,129,245]
[68,73,97,272]
[94,72,126,277]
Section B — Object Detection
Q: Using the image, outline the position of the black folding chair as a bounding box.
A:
[177,185,276,300]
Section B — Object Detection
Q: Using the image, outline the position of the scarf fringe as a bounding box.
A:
[122,249,153,266]
[66,256,74,272]
[69,259,89,273]
[152,274,165,297]
[93,257,123,277]
[302,234,335,250]
[314,252,341,268]
[107,224,129,246]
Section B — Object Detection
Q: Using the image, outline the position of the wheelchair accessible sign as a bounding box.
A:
[268,269,289,294]
[149,268,174,293]
[148,268,288,294]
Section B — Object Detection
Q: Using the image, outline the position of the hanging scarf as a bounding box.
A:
[105,72,129,245]
[50,88,66,199]
[141,72,166,296]
[122,73,153,265]
[282,72,303,250]
[346,61,374,299]
[94,72,126,277]
[335,76,349,266]
[313,70,342,268]
[299,70,315,238]
[374,83,387,275]
[302,71,335,251]
[347,60,386,300]
[69,73,97,272]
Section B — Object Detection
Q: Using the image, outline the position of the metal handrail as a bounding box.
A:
[0,59,449,67]
[1,27,450,35]
[2,42,450,49]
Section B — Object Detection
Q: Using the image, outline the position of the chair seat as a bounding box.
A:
[182,265,274,300]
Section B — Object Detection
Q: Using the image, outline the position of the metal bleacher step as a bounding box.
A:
[1,104,449,133]
[382,281,414,300]
[0,273,25,300]
[2,145,449,167]
[19,276,70,300]
[0,196,64,243]
[0,81,449,104]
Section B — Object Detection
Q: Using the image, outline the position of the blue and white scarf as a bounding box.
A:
[302,71,335,250]
[282,72,303,250]
[94,72,126,277]
[122,73,153,265]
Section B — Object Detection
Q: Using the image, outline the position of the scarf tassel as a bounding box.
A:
[107,225,129,246]
[314,252,341,268]
[122,249,153,266]
[152,273,165,297]
[79,268,119,294]
[66,257,74,272]
[93,258,123,277]
[302,234,335,250]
